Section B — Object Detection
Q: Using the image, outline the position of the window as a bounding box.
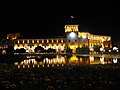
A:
[53,40,56,43]
[34,40,37,43]
[44,40,47,43]
[63,39,65,43]
[20,41,23,44]
[39,40,42,43]
[24,40,27,43]
[49,40,52,43]
[29,40,32,43]
[58,40,61,43]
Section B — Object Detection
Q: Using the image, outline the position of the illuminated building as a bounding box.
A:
[7,33,20,40]
[10,25,112,53]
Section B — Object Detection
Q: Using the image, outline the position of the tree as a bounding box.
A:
[34,46,44,53]
[93,45,102,54]
[65,46,72,54]
[6,46,15,54]
[47,48,56,53]
[76,45,90,54]
[19,48,26,53]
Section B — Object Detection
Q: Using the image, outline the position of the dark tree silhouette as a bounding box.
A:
[34,46,44,53]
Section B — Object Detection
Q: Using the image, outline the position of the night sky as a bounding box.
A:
[0,1,120,43]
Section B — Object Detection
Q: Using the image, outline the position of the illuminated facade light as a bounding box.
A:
[12,24,112,53]
[27,40,29,43]
[69,32,76,38]
[82,35,87,39]
[18,40,20,44]
[37,40,39,43]
[32,40,34,43]
[100,47,104,52]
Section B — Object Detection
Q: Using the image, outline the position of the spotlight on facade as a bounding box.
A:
[108,50,111,52]
[69,32,76,38]
[100,47,104,52]
[82,35,86,39]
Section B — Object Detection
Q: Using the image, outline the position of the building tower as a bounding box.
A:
[64,16,79,53]
[64,25,79,53]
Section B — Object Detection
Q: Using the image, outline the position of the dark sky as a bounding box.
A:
[0,1,120,43]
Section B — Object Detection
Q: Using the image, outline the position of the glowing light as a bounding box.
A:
[57,64,59,67]
[70,32,76,38]
[100,57,104,64]
[71,16,74,18]
[113,58,117,63]
[90,47,94,51]
[2,50,6,55]
[52,64,54,67]
[14,62,18,65]
[37,65,39,67]
[47,64,49,67]
[117,50,119,52]
[23,65,25,68]
[82,35,86,39]
[113,47,118,50]
[18,65,20,68]
[69,55,78,63]
[100,47,104,51]
[33,65,35,68]
[28,65,30,68]
[109,50,111,52]
[62,64,64,66]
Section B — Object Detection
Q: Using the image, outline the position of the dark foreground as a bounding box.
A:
[0,63,120,90]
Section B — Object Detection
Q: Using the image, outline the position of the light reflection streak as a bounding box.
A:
[113,58,117,63]
[14,55,118,68]
[89,56,94,64]
[15,55,66,68]
[100,57,105,64]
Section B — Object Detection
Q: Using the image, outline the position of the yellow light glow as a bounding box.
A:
[82,35,86,39]
[14,44,18,47]
[69,45,77,49]
[58,44,61,46]
[54,44,56,46]
[89,56,94,64]
[19,44,23,48]
[2,50,6,55]
[49,44,52,46]
[28,65,30,68]
[39,44,42,46]
[37,65,39,67]
[34,44,37,47]
[80,57,82,62]
[24,44,28,46]
[14,62,19,65]
[39,62,43,65]
[69,55,78,63]
[18,65,20,68]
[65,25,79,32]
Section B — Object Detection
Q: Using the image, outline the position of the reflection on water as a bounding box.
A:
[14,55,120,68]
[14,55,66,68]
